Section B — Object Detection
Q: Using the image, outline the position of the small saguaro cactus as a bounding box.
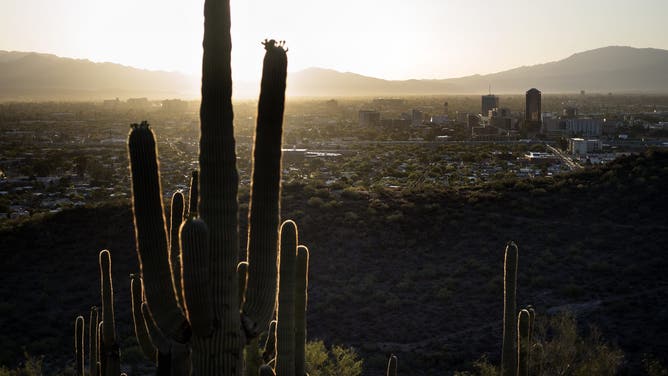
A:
[295,245,309,376]
[75,316,85,376]
[89,306,99,376]
[517,309,530,376]
[501,242,518,376]
[99,250,121,376]
[386,354,398,376]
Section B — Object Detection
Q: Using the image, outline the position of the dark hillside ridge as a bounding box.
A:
[0,150,667,374]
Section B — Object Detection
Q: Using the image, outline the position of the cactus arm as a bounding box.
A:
[128,122,190,343]
[295,245,309,376]
[75,315,84,376]
[169,191,185,307]
[275,220,298,375]
[263,320,277,363]
[130,274,157,362]
[97,321,104,372]
[518,309,530,376]
[197,0,242,372]
[180,218,214,337]
[241,39,288,340]
[99,250,120,376]
[501,242,518,376]
[386,354,398,376]
[89,307,99,376]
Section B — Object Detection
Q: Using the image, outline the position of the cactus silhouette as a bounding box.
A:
[74,316,84,376]
[501,242,518,376]
[99,250,121,376]
[89,306,99,376]
[295,245,309,376]
[386,354,398,376]
[126,0,292,373]
[517,309,530,376]
[130,274,157,363]
[275,221,297,375]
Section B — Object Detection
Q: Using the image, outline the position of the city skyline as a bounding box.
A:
[1,0,668,82]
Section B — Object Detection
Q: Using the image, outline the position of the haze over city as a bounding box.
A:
[2,0,668,81]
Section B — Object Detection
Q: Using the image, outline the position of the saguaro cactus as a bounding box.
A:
[501,242,518,376]
[89,306,99,376]
[75,316,85,376]
[127,0,291,373]
[275,221,298,375]
[99,250,121,376]
[386,354,398,376]
[517,309,530,376]
[295,245,309,376]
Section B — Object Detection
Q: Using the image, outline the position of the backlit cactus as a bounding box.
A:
[126,0,293,373]
[89,306,99,376]
[130,274,156,363]
[386,354,398,376]
[295,245,309,376]
[75,316,84,376]
[501,242,518,376]
[99,250,120,376]
[517,309,530,376]
[275,221,297,375]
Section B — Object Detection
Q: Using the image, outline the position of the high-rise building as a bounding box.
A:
[358,110,380,126]
[525,88,541,122]
[481,94,499,116]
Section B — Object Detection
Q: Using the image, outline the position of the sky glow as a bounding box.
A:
[1,0,667,81]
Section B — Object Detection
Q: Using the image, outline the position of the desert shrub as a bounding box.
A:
[305,340,363,376]
[0,353,43,376]
[534,312,623,376]
[455,312,623,376]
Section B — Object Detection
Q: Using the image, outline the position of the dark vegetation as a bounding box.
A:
[0,150,666,374]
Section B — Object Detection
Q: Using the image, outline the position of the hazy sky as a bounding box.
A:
[1,0,667,81]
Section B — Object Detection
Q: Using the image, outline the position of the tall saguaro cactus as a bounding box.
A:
[127,0,291,373]
[501,242,518,376]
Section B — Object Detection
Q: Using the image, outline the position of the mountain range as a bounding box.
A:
[1,46,667,100]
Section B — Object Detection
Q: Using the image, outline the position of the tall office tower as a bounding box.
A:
[525,88,542,122]
[481,94,499,116]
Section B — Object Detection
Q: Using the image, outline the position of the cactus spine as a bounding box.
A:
[75,315,84,376]
[517,309,530,376]
[386,354,398,376]
[501,242,518,376]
